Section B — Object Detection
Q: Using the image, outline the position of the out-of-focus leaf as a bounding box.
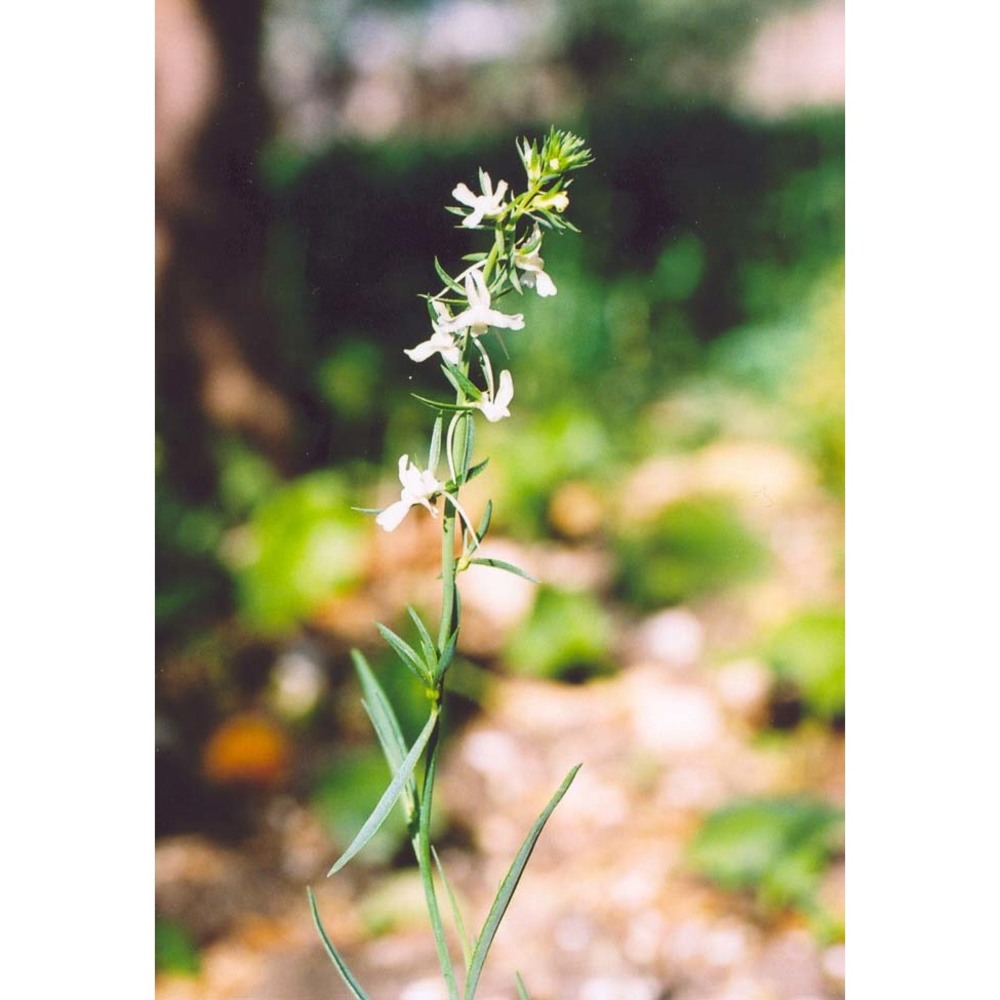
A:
[615,495,768,609]
[687,796,843,913]
[155,919,200,976]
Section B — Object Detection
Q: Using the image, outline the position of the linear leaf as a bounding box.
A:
[428,414,444,471]
[433,846,473,972]
[467,557,540,585]
[464,457,490,483]
[407,606,438,670]
[459,413,475,481]
[515,973,531,1000]
[441,361,482,401]
[464,764,582,998]
[308,887,372,1000]
[475,499,493,547]
[352,650,415,819]
[375,622,433,686]
[434,256,466,295]
[435,628,459,682]
[411,393,476,413]
[327,710,439,876]
[353,651,407,768]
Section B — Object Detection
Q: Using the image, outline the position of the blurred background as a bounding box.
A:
[155,1,844,997]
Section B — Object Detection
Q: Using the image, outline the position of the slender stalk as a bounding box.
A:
[412,712,459,999]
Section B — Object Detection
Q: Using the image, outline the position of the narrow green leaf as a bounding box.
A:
[515,973,531,1000]
[327,710,439,876]
[464,764,582,998]
[459,413,475,482]
[433,846,473,972]
[467,557,540,585]
[461,252,489,262]
[352,650,415,819]
[441,362,482,401]
[353,651,408,768]
[308,887,372,1000]
[434,256,467,295]
[376,622,433,686]
[411,393,476,413]
[429,414,444,471]
[476,499,493,543]
[435,628,459,681]
[464,457,490,484]
[407,606,438,670]
[508,258,523,295]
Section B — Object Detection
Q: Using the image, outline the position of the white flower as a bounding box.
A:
[452,171,508,228]
[442,268,524,337]
[405,301,463,364]
[514,240,557,298]
[375,455,443,532]
[477,369,514,422]
[534,190,569,213]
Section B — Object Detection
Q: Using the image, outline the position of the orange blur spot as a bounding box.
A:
[201,714,290,786]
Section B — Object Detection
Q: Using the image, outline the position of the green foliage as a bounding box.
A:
[504,586,615,680]
[316,339,385,422]
[687,796,843,914]
[311,749,410,867]
[483,404,615,538]
[615,495,768,609]
[154,918,200,976]
[764,608,845,722]
[233,471,367,634]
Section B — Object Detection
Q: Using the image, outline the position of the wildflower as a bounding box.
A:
[405,301,463,364]
[477,369,514,422]
[443,268,524,337]
[376,455,443,532]
[514,230,557,297]
[452,171,508,228]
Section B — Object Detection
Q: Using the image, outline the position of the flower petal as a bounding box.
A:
[452,183,478,208]
[376,499,412,532]
[535,272,557,297]
[404,339,440,363]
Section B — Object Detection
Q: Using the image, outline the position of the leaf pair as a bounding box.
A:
[376,608,457,691]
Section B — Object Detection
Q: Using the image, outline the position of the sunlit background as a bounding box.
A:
[155,1,844,997]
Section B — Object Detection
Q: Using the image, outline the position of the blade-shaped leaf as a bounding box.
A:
[435,628,459,681]
[459,413,475,481]
[441,361,482,401]
[468,557,540,585]
[308,887,372,1000]
[464,764,581,998]
[375,622,433,686]
[407,606,438,670]
[475,499,493,544]
[411,393,476,413]
[434,257,466,296]
[327,709,439,876]
[433,846,473,972]
[428,414,444,471]
[352,650,415,819]
[464,457,490,484]
[515,973,531,1000]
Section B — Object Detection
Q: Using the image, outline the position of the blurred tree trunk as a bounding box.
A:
[156,0,294,492]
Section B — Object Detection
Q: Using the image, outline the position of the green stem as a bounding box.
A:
[413,711,459,999]
[438,506,459,650]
